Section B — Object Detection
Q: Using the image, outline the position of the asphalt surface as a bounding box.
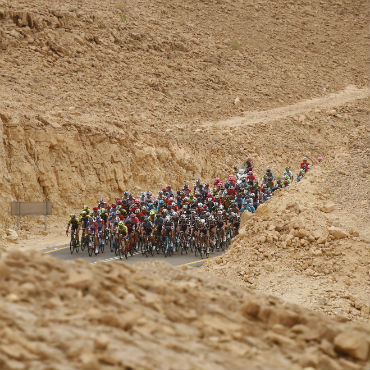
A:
[42,242,225,267]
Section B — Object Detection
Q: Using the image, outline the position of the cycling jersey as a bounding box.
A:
[117,225,128,235]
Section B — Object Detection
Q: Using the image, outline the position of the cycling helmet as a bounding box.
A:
[130,214,135,219]
[285,167,290,171]
[118,221,124,226]
[116,210,120,215]
[70,214,75,218]
[206,212,210,217]
[317,156,323,162]
[183,204,188,209]
[141,192,145,196]
[303,157,307,161]
[163,209,168,214]
[147,191,152,196]
[83,205,89,210]
[135,208,140,214]
[150,209,155,215]
[201,219,206,224]
[198,203,203,207]
[248,171,253,175]
[81,211,87,217]
[159,200,164,205]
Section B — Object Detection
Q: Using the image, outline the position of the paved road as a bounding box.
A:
[42,243,224,267]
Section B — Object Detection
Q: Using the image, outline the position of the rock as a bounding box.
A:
[299,350,320,368]
[328,226,347,239]
[334,330,370,361]
[321,202,336,213]
[65,270,93,288]
[240,300,260,318]
[349,228,360,237]
[294,228,308,238]
[234,97,241,106]
[6,229,18,242]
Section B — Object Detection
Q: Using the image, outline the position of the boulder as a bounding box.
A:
[328,226,347,239]
[321,202,336,213]
[334,330,370,361]
[6,229,18,242]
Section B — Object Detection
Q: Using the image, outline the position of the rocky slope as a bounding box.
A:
[0,249,368,369]
[203,147,370,322]
[0,0,369,228]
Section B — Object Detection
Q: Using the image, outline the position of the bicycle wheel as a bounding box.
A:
[114,238,119,255]
[205,244,210,258]
[148,241,154,256]
[80,235,86,251]
[123,241,128,259]
[75,239,79,254]
[109,236,114,253]
[88,245,93,257]
[100,239,105,254]
[70,239,74,254]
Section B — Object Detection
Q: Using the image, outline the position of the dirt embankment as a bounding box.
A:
[203,153,370,322]
[0,250,368,370]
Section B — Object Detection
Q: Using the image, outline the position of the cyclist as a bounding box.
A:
[300,157,310,172]
[141,217,154,252]
[116,221,129,258]
[284,167,294,181]
[66,214,80,246]
[79,211,89,245]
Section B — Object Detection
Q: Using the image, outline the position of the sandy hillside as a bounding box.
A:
[203,156,370,322]
[0,249,369,369]
[0,0,369,228]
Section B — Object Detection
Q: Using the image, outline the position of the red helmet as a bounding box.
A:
[93,207,98,211]
[112,204,116,208]
[166,184,171,189]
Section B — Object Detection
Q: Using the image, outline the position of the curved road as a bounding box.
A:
[42,243,224,267]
